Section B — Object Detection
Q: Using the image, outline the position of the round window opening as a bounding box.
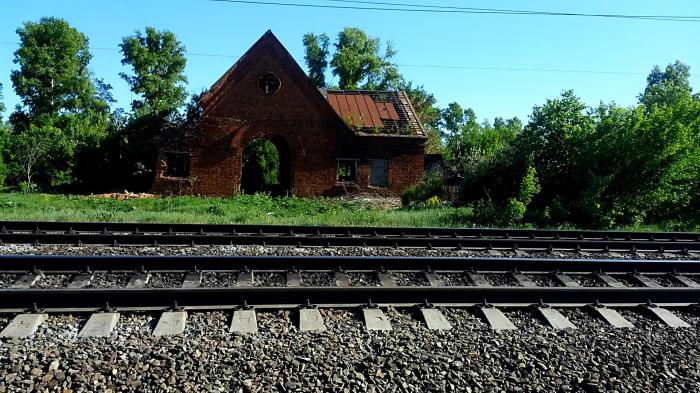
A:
[258,72,281,95]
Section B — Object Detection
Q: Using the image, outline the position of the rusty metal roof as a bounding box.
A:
[324,90,425,136]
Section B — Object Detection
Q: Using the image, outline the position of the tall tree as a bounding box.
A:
[302,29,437,133]
[119,27,187,117]
[302,33,330,89]
[640,60,692,109]
[329,27,400,90]
[0,83,7,186]
[10,126,56,192]
[10,17,106,128]
[0,83,5,119]
[439,102,466,136]
[516,90,594,220]
[117,27,188,190]
[9,17,110,189]
[442,105,521,202]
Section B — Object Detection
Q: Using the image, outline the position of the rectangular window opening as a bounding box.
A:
[337,159,357,182]
[369,159,389,188]
[164,152,191,178]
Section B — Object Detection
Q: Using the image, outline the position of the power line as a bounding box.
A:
[209,0,700,22]
[399,64,646,76]
[0,41,660,76]
[326,0,700,21]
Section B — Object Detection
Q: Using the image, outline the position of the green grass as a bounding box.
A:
[0,193,696,231]
[0,193,476,228]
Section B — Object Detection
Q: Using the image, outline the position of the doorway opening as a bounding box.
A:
[241,137,291,195]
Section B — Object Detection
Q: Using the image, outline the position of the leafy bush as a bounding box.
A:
[19,181,38,194]
[472,200,499,226]
[518,165,540,206]
[401,173,444,207]
[443,206,474,226]
[503,198,526,224]
[207,203,225,216]
[472,198,525,227]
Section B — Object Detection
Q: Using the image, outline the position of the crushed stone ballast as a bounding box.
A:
[0,221,699,252]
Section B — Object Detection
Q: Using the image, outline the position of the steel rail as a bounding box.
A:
[1,220,699,242]
[1,286,698,310]
[2,255,700,273]
[1,232,699,252]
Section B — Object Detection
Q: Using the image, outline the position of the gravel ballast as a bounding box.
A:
[391,272,430,286]
[0,244,697,261]
[438,273,474,286]
[0,307,697,391]
[0,243,698,391]
[254,273,286,287]
[349,273,381,286]
[484,273,519,287]
[33,274,71,289]
[88,273,131,288]
[647,274,683,287]
[146,273,185,288]
[0,274,17,288]
[301,272,335,287]
[200,272,237,288]
[526,274,563,287]
[570,274,607,287]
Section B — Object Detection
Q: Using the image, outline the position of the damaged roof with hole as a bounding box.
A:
[321,89,425,136]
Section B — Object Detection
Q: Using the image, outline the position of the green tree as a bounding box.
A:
[10,126,57,192]
[0,84,9,186]
[443,107,521,204]
[518,164,541,207]
[640,60,692,109]
[439,102,471,137]
[118,27,188,190]
[10,17,100,125]
[302,33,330,88]
[516,90,594,221]
[302,29,438,136]
[329,27,400,90]
[0,83,5,119]
[9,17,110,189]
[580,63,700,228]
[424,126,444,155]
[241,139,280,193]
[119,27,187,117]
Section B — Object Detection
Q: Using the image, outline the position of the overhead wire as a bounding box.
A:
[0,41,660,76]
[325,0,700,21]
[208,0,700,22]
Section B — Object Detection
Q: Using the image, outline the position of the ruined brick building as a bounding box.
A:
[151,31,426,197]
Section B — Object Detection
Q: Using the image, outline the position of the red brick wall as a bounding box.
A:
[151,33,425,197]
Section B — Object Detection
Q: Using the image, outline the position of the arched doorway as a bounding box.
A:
[240,136,292,195]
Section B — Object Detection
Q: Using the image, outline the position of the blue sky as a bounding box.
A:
[1,0,698,123]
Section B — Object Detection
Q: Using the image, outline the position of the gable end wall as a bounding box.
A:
[151,32,425,197]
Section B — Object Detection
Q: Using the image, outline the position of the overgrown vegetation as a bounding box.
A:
[403,61,700,230]
[303,27,442,149]
[401,173,444,207]
[1,18,188,193]
[241,139,280,193]
[0,193,693,231]
[0,193,470,228]
[0,19,697,231]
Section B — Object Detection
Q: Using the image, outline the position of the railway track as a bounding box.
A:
[0,255,698,311]
[0,255,698,338]
[0,220,699,252]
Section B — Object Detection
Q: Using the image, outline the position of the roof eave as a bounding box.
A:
[355,132,428,139]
